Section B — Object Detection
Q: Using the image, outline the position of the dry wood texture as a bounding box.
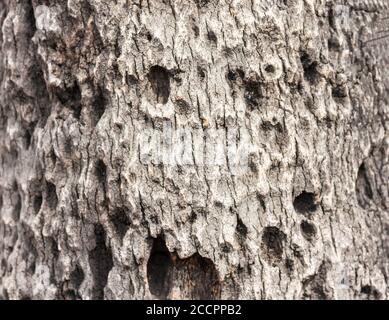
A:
[0,0,388,299]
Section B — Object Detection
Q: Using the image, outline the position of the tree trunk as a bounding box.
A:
[0,0,388,300]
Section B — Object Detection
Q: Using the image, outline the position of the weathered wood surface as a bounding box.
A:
[0,0,388,299]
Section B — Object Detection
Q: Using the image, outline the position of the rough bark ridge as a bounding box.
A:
[0,0,388,300]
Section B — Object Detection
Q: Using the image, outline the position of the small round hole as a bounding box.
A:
[264,64,275,73]
[293,192,317,215]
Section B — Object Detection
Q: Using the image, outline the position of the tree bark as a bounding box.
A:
[0,0,388,300]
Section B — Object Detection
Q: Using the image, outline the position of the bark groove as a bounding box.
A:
[0,0,388,299]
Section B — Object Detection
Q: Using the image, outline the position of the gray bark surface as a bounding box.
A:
[0,0,388,299]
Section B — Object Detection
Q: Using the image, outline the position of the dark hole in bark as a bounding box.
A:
[248,153,259,173]
[332,85,347,99]
[29,62,51,126]
[300,52,319,84]
[48,234,59,255]
[55,81,82,119]
[64,137,73,155]
[207,30,217,43]
[180,253,220,299]
[6,262,13,274]
[91,22,104,54]
[189,211,198,222]
[1,289,9,300]
[361,285,371,294]
[262,226,286,263]
[88,224,113,300]
[49,149,57,167]
[293,192,317,215]
[147,237,173,299]
[149,235,222,299]
[328,6,336,30]
[257,194,267,211]
[20,223,38,276]
[95,160,107,184]
[261,120,281,132]
[193,25,200,37]
[147,66,171,104]
[8,148,18,164]
[111,207,131,241]
[126,73,139,86]
[285,258,295,273]
[114,123,123,133]
[24,129,32,149]
[361,285,381,299]
[223,47,234,57]
[13,193,22,221]
[227,69,244,82]
[172,72,183,85]
[197,66,206,80]
[244,80,262,109]
[70,264,85,290]
[194,0,210,8]
[264,64,276,73]
[328,37,341,51]
[33,193,43,214]
[236,218,248,239]
[214,200,224,208]
[92,87,107,126]
[113,62,120,77]
[0,258,6,271]
[81,0,93,21]
[356,163,373,209]
[62,290,77,300]
[302,261,330,299]
[28,260,36,276]
[174,98,192,115]
[227,70,237,81]
[46,181,58,209]
[300,220,317,241]
[26,0,36,37]
[221,242,233,253]
[44,237,58,284]
[61,264,84,300]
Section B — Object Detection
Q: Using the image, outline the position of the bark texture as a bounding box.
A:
[0,0,388,300]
